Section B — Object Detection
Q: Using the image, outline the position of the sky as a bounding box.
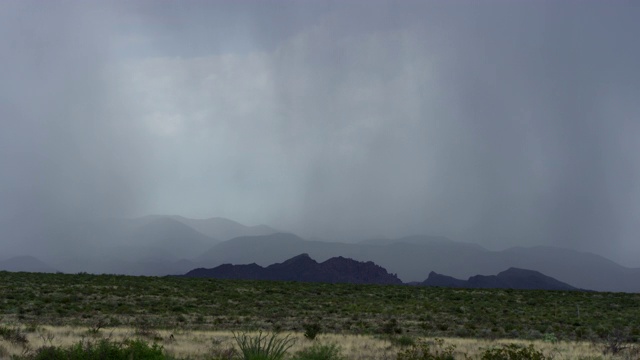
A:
[1,0,639,266]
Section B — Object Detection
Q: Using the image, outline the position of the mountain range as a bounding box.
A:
[184,253,577,290]
[191,232,640,292]
[1,215,638,292]
[185,253,402,285]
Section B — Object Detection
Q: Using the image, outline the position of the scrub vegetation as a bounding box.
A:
[1,271,639,359]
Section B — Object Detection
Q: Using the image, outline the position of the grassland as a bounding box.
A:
[0,327,631,359]
[1,271,639,358]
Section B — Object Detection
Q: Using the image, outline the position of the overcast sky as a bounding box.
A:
[1,1,639,266]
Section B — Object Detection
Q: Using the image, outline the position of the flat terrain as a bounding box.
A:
[1,271,639,341]
[0,327,626,359]
[1,271,639,358]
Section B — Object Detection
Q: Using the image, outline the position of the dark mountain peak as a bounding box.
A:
[421,267,578,291]
[321,255,352,264]
[321,256,361,269]
[270,253,318,269]
[320,256,382,271]
[184,254,402,285]
[185,262,264,279]
[492,267,577,290]
[422,271,468,288]
[289,253,312,260]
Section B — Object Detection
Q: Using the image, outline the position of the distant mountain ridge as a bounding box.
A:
[128,217,214,260]
[184,254,580,290]
[421,268,578,291]
[195,233,640,292]
[0,256,58,273]
[2,215,638,292]
[3,215,274,276]
[141,215,277,241]
[184,253,403,285]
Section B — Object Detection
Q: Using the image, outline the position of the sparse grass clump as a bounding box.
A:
[0,325,29,346]
[291,343,344,360]
[396,338,455,360]
[391,335,416,347]
[481,344,549,360]
[16,338,165,360]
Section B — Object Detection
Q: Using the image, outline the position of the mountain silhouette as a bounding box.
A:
[4,215,638,292]
[421,267,578,291]
[196,234,640,292]
[185,253,402,285]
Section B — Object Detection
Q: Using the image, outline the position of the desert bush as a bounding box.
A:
[481,344,548,360]
[396,338,455,360]
[0,325,29,346]
[233,331,295,360]
[209,347,237,360]
[391,335,416,347]
[86,317,108,337]
[599,329,632,355]
[381,318,402,335]
[303,322,322,340]
[18,339,165,360]
[291,343,344,360]
[209,336,237,360]
[0,344,9,359]
[2,271,640,340]
[134,319,162,341]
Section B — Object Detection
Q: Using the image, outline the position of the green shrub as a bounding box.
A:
[397,338,455,360]
[481,344,548,360]
[303,323,322,340]
[391,335,416,347]
[381,318,402,335]
[24,339,165,360]
[291,343,344,360]
[233,331,295,360]
[0,325,28,346]
[543,333,557,344]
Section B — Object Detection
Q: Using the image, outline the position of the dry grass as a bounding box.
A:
[1,324,634,359]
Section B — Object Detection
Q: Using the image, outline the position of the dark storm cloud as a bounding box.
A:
[267,1,640,264]
[1,1,639,265]
[0,1,150,245]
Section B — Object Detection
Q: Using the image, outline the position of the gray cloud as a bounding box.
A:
[0,1,151,251]
[1,1,639,266]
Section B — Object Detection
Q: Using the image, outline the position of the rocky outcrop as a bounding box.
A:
[421,267,578,291]
[184,253,402,285]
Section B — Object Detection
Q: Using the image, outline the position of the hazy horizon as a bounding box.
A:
[1,1,639,267]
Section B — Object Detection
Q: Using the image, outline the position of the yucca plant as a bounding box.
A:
[233,331,296,360]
